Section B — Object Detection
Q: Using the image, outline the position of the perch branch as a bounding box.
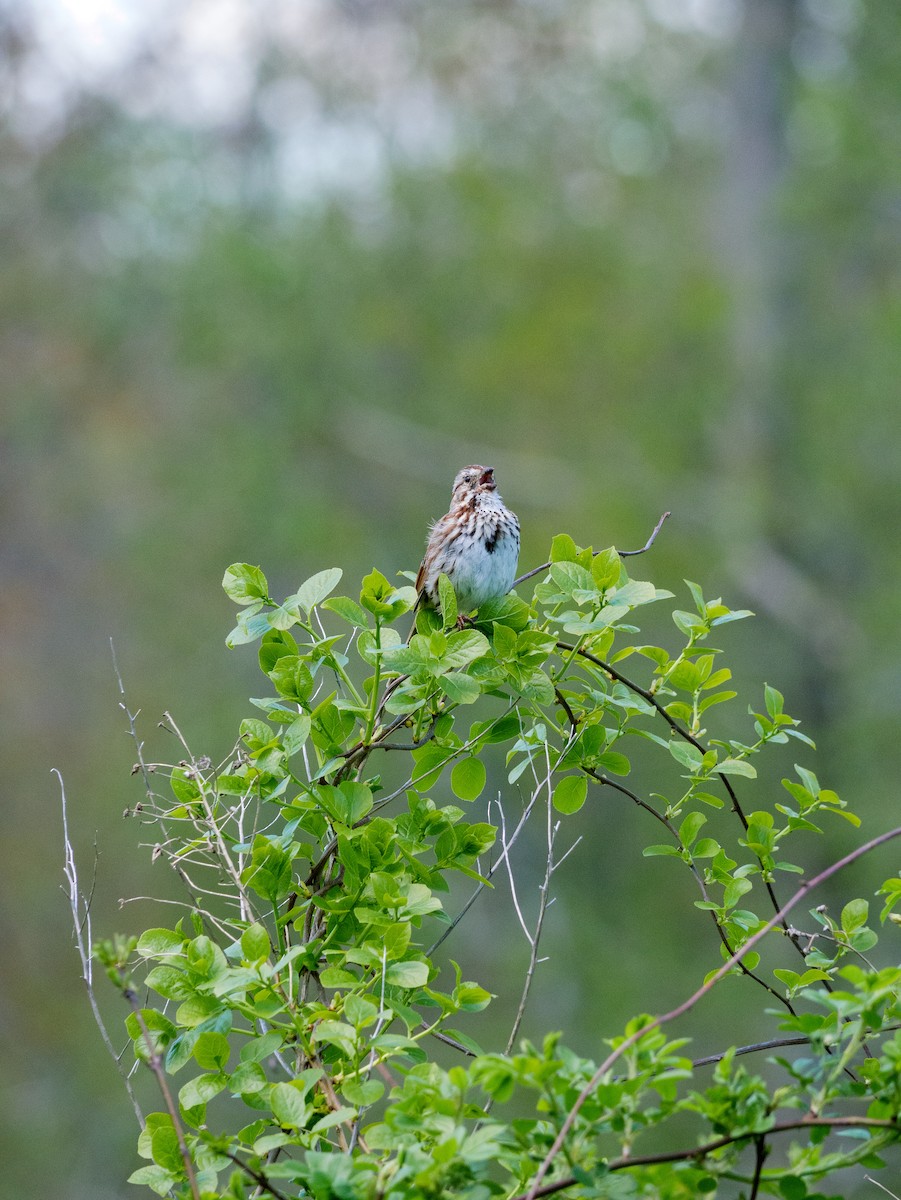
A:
[513,511,670,587]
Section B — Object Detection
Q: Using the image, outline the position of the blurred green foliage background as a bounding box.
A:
[2,0,900,1195]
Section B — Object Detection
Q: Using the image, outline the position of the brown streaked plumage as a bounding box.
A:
[416,465,520,617]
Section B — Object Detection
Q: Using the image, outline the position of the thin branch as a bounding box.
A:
[497,798,534,945]
[124,990,201,1200]
[866,1177,901,1199]
[692,1035,810,1069]
[523,823,901,1200]
[562,642,814,963]
[618,510,672,557]
[749,1134,767,1200]
[582,764,793,1011]
[427,787,540,956]
[504,749,559,1054]
[163,712,257,924]
[513,1116,901,1200]
[513,512,671,587]
[111,638,156,810]
[55,769,144,1126]
[218,1150,292,1200]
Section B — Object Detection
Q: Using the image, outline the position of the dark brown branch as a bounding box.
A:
[512,1116,900,1200]
[692,1035,810,1069]
[618,510,672,557]
[219,1149,292,1200]
[513,512,671,587]
[582,766,792,1011]
[559,641,812,963]
[749,1134,768,1200]
[553,687,580,730]
[523,823,901,1200]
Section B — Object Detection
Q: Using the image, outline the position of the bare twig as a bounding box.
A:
[866,1176,901,1199]
[504,744,565,1055]
[513,512,671,588]
[428,790,540,956]
[163,712,257,924]
[523,823,901,1200]
[55,769,144,1126]
[111,638,156,810]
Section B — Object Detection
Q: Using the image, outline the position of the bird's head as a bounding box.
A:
[451,465,497,503]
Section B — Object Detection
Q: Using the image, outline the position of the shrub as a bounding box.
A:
[72,532,901,1200]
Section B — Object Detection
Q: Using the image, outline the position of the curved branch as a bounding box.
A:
[513,512,671,588]
[522,823,901,1200]
[559,641,813,962]
[512,1116,900,1200]
[582,766,792,1011]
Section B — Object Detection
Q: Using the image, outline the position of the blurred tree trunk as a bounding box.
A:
[716,0,854,673]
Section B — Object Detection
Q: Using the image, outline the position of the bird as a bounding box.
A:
[416,465,520,620]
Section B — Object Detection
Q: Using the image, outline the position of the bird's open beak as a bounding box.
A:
[479,467,496,489]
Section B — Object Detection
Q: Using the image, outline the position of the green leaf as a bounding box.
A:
[519,668,556,706]
[717,758,757,779]
[667,739,704,772]
[549,560,596,597]
[293,568,343,614]
[193,1031,231,1071]
[553,775,588,815]
[322,595,370,627]
[170,767,201,806]
[150,1124,182,1173]
[442,629,491,668]
[333,781,373,825]
[137,929,184,958]
[590,547,621,590]
[440,672,481,705]
[385,960,430,988]
[223,564,269,605]
[282,714,312,756]
[550,533,578,563]
[178,1071,226,1110]
[312,1107,357,1134]
[228,1061,267,1095]
[595,750,630,776]
[239,1031,284,1064]
[764,683,784,718]
[723,876,753,909]
[451,757,487,802]
[240,923,270,963]
[692,838,720,858]
[437,573,458,628]
[128,1166,177,1196]
[678,811,707,850]
[269,656,314,704]
[779,1176,808,1200]
[455,982,492,1012]
[342,1079,384,1106]
[270,1081,311,1129]
[841,898,869,933]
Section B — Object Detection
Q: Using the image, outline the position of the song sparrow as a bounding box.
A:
[416,465,520,618]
